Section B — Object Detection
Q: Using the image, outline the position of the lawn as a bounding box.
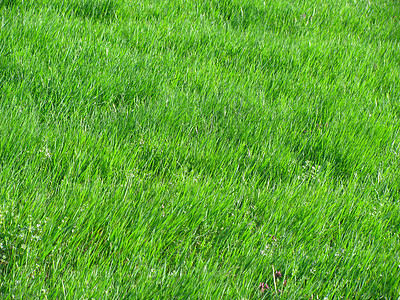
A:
[1,0,400,298]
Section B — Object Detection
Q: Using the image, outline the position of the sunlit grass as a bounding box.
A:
[1,0,400,298]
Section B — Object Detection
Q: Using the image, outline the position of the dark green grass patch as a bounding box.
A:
[52,0,117,22]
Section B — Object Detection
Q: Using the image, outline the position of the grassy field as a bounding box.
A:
[1,0,400,298]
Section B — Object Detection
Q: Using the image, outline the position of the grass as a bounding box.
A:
[1,0,400,298]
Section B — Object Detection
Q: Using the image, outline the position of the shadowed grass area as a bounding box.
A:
[51,0,117,22]
[0,0,18,9]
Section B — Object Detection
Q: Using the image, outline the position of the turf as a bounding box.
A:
[1,0,400,298]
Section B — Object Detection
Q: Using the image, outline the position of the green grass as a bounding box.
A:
[1,0,400,298]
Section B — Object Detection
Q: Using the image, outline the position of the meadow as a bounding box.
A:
[1,0,400,298]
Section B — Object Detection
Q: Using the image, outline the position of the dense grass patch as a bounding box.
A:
[1,0,400,298]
